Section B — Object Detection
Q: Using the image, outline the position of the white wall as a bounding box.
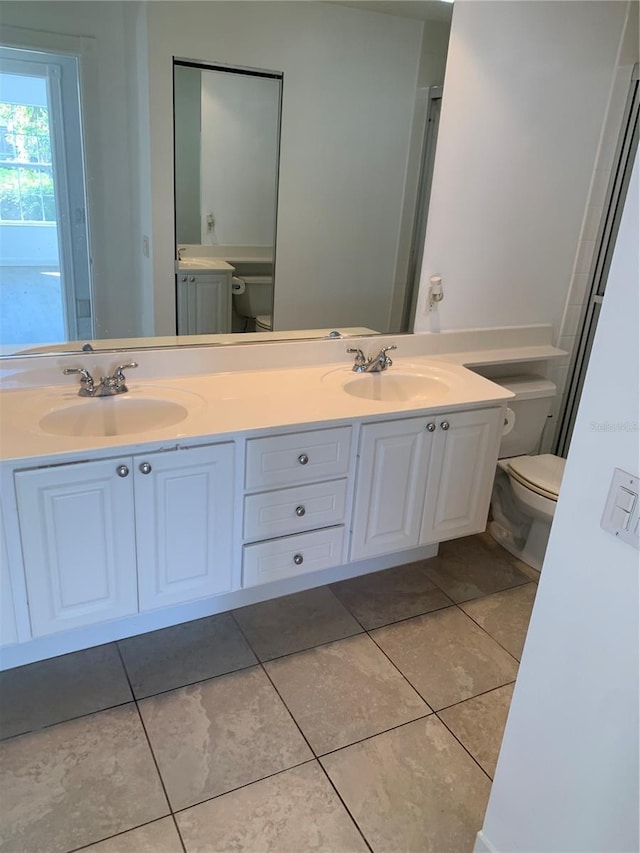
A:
[414,0,628,338]
[199,71,279,247]
[0,2,141,340]
[143,1,430,334]
[477,151,639,852]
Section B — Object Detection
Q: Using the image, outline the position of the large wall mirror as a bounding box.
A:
[0,0,452,356]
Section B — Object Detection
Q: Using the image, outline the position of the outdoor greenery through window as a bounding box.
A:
[0,102,55,222]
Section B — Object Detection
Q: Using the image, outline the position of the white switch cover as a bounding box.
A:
[601,468,640,550]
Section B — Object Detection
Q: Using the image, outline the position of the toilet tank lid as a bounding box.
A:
[492,375,557,400]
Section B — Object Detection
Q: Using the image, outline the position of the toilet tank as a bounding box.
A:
[492,375,557,458]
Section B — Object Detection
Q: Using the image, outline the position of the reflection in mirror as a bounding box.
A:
[0,1,451,357]
[174,61,282,336]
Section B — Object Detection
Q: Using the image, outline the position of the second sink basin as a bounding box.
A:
[342,372,448,402]
[39,396,190,437]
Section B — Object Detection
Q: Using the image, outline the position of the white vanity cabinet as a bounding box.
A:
[176,272,232,335]
[242,426,352,586]
[13,442,235,637]
[351,407,503,561]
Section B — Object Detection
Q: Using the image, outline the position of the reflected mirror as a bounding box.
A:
[174,61,281,336]
[0,0,451,356]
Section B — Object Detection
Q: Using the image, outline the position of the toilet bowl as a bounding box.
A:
[490,453,565,571]
[487,375,565,571]
[232,276,273,332]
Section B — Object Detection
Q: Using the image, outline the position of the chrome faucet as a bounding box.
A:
[63,362,138,397]
[347,345,397,373]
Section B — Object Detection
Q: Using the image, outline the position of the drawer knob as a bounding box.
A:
[139,462,152,475]
[440,421,450,431]
[293,553,304,566]
[426,422,436,432]
[295,505,306,517]
[298,453,309,465]
[116,465,129,478]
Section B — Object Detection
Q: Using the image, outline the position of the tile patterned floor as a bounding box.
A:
[0,534,537,853]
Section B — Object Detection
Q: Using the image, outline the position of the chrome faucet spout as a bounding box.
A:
[63,362,138,397]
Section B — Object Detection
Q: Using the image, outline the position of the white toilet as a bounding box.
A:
[232,276,273,332]
[489,375,566,571]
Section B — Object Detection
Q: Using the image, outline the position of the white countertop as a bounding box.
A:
[176,259,235,273]
[0,357,513,464]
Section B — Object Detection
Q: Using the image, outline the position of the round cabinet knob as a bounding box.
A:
[440,421,450,431]
[293,554,304,566]
[426,422,436,432]
[298,453,309,466]
[189,276,195,283]
[116,465,129,478]
[295,505,306,517]
[139,462,152,475]
[181,276,187,283]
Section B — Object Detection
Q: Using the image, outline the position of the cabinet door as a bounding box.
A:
[0,501,18,647]
[135,443,235,611]
[350,418,433,560]
[177,274,231,335]
[14,459,138,637]
[420,408,503,544]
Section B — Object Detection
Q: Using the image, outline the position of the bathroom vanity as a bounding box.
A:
[0,329,565,670]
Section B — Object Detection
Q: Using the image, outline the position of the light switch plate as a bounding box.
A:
[601,468,640,550]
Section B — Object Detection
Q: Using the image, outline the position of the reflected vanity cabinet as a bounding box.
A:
[9,442,235,639]
[176,272,233,335]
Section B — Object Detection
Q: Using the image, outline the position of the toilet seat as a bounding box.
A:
[255,314,273,331]
[506,454,565,501]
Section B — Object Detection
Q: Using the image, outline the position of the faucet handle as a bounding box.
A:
[380,345,397,354]
[63,367,95,396]
[112,362,138,381]
[347,347,366,363]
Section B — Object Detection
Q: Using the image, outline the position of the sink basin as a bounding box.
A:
[39,397,190,437]
[341,372,448,403]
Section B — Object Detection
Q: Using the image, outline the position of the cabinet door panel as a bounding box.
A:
[351,418,432,560]
[15,460,138,637]
[177,274,231,335]
[421,408,503,543]
[0,501,18,647]
[135,443,235,611]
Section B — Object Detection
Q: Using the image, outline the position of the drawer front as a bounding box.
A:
[242,527,346,587]
[245,427,352,490]
[244,479,348,541]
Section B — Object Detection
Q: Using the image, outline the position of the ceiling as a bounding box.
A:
[327,1,454,24]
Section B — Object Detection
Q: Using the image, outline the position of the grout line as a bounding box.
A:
[0,696,135,744]
[316,710,434,760]
[435,679,517,715]
[119,659,260,703]
[114,645,175,821]
[316,761,375,853]
[435,712,495,784]
[68,816,176,853]
[455,592,534,665]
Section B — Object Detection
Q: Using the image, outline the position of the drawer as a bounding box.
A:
[245,426,352,490]
[244,479,348,541]
[242,526,346,587]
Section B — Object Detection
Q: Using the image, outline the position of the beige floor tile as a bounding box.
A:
[371,606,518,710]
[424,534,531,602]
[439,683,515,778]
[233,586,362,661]
[461,583,537,660]
[118,612,257,698]
[330,561,452,629]
[177,761,369,853]
[477,530,541,582]
[322,715,491,853]
[138,666,312,810]
[0,643,132,740]
[0,705,168,853]
[265,634,429,754]
[81,817,183,853]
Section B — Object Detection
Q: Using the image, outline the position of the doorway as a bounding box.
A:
[0,46,92,348]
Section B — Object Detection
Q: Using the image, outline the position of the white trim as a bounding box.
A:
[474,831,499,853]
